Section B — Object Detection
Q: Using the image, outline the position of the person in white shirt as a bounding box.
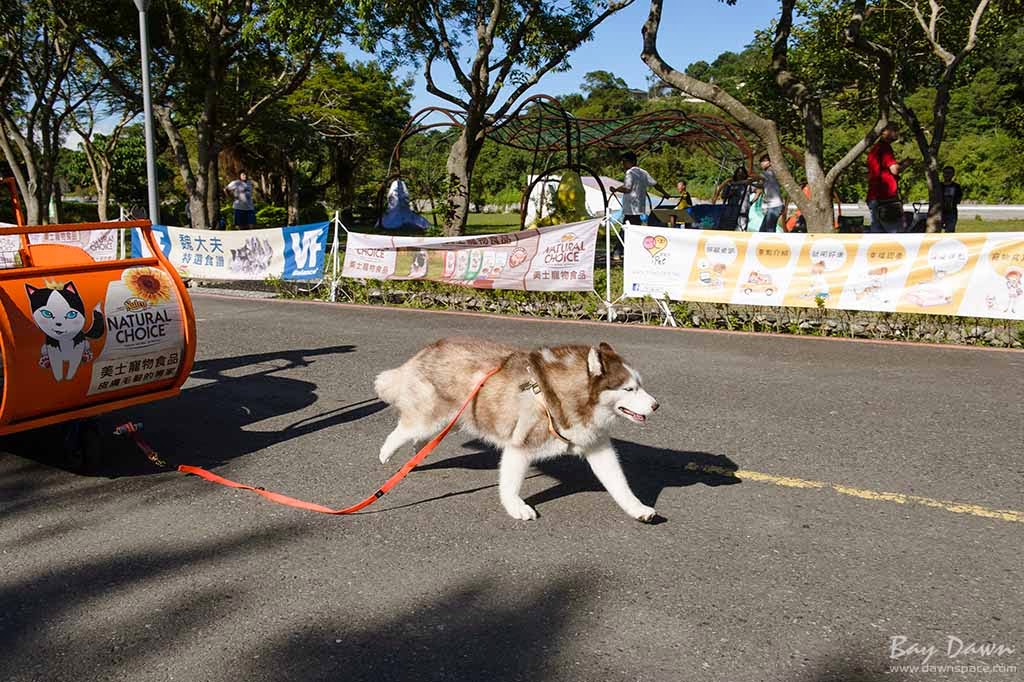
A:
[610,152,666,259]
[224,171,255,230]
[612,152,666,224]
[754,154,785,232]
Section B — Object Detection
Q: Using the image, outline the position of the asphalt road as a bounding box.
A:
[2,295,1022,682]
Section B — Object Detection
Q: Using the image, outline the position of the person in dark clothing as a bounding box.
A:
[940,165,964,233]
[718,166,752,231]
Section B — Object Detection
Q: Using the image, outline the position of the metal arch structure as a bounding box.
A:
[384,94,755,227]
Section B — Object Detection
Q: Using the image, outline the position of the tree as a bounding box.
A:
[641,0,896,232]
[575,70,645,119]
[70,0,350,227]
[362,0,634,235]
[0,0,90,224]
[847,0,998,231]
[66,104,136,222]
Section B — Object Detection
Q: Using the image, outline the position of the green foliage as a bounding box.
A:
[256,205,288,227]
[13,0,1023,231]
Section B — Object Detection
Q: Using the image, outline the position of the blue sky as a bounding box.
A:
[384,0,782,113]
[69,1,780,147]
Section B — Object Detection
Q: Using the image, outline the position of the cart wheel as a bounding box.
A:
[64,419,103,473]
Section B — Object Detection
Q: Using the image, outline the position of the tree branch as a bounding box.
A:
[491,0,636,120]
[425,0,473,94]
[425,50,471,109]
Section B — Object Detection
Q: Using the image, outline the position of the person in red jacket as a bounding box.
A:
[867,123,912,233]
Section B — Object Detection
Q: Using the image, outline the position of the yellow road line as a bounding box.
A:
[684,463,1024,524]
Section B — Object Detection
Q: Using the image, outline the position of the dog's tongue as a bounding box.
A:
[621,407,646,423]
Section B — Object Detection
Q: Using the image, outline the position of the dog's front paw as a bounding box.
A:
[378,449,393,464]
[503,499,538,521]
[631,505,658,523]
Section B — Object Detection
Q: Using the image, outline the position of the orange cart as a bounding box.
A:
[0,216,197,467]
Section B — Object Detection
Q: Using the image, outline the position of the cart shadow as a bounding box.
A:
[0,344,386,478]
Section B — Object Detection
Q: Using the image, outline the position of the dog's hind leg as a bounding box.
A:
[499,447,537,520]
[379,415,446,464]
[584,440,657,522]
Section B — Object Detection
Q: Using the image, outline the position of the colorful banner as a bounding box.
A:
[342,219,600,291]
[623,227,1024,320]
[29,228,119,261]
[2,224,119,268]
[132,222,330,281]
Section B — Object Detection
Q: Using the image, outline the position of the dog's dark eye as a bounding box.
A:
[625,387,635,392]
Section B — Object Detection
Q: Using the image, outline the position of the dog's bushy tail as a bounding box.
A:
[373,367,404,405]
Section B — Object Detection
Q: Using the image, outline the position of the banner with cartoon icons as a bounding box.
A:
[623,226,1024,320]
[341,219,601,292]
[131,222,330,281]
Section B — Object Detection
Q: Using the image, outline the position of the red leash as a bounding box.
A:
[120,367,500,515]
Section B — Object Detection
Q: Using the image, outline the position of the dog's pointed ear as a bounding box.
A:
[588,347,603,376]
[598,342,615,354]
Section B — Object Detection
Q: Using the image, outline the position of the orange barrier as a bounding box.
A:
[0,220,196,436]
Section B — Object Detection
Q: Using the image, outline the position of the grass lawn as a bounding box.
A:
[951,218,1024,233]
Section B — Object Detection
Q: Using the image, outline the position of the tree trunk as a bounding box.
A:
[155,106,206,228]
[206,153,221,228]
[285,157,300,225]
[193,134,211,228]
[443,126,485,236]
[801,149,840,233]
[50,178,63,224]
[803,184,836,232]
[96,162,111,222]
[924,163,943,232]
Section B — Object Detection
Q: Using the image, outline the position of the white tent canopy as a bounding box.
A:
[524,174,663,226]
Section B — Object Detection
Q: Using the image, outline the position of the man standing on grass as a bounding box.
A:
[225,171,255,230]
[867,123,912,233]
[940,166,964,233]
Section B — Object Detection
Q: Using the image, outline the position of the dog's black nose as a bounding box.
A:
[651,401,660,412]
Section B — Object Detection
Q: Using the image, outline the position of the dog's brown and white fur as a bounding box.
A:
[374,338,660,521]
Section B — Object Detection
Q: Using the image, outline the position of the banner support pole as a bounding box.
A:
[117,206,127,258]
[329,211,341,302]
[605,216,613,322]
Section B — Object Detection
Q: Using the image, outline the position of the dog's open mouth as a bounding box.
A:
[618,407,647,424]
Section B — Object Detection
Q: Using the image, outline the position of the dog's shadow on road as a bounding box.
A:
[414,439,741,514]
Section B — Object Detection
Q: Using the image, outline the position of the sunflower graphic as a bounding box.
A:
[123,267,173,305]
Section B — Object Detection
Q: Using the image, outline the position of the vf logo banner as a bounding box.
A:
[283,223,330,280]
[132,222,330,282]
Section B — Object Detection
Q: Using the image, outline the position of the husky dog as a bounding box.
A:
[374,338,660,522]
[26,281,104,382]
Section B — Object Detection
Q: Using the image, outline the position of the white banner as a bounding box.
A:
[132,222,330,281]
[624,226,1024,320]
[342,219,600,292]
[29,228,118,261]
[1,223,118,267]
